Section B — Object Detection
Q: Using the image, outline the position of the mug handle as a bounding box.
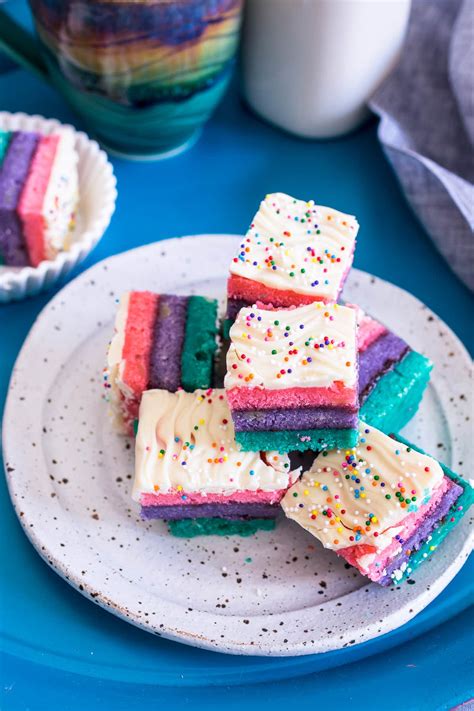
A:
[0,9,49,81]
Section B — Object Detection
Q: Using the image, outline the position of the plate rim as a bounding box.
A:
[3,234,473,657]
[1,565,471,685]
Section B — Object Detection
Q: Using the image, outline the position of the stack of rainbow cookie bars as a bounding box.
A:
[0,128,78,267]
[105,192,472,585]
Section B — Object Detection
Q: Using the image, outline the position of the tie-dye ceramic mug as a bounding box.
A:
[0,0,243,159]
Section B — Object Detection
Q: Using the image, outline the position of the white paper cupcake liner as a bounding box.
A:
[0,111,117,303]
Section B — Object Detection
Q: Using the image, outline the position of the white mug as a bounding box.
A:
[241,0,411,138]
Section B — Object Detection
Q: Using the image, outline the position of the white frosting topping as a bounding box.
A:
[43,128,79,257]
[281,424,444,552]
[105,292,132,428]
[224,302,357,390]
[229,192,358,300]
[133,389,298,500]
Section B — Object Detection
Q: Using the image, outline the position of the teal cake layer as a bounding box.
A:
[0,130,11,164]
[222,317,233,341]
[235,428,358,453]
[361,351,432,433]
[393,435,473,582]
[168,517,276,538]
[181,295,218,391]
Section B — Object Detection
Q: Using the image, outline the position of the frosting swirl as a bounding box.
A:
[225,302,357,390]
[134,388,298,500]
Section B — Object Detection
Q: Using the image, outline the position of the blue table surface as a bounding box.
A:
[0,14,473,710]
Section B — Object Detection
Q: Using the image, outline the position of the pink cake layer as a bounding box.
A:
[119,291,158,431]
[226,384,358,410]
[122,291,158,394]
[358,315,387,352]
[227,274,327,307]
[141,489,286,506]
[17,134,59,267]
[339,475,451,582]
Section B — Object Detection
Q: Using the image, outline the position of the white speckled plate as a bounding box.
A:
[3,235,473,656]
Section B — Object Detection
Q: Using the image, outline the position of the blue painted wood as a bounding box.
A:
[0,47,473,710]
[2,603,473,709]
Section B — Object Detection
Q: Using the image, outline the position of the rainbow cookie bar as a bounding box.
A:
[225,302,359,452]
[134,389,300,537]
[105,292,218,434]
[226,192,358,322]
[0,129,78,267]
[357,307,433,433]
[281,424,472,585]
[221,306,432,432]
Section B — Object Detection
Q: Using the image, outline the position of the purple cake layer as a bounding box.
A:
[0,131,39,266]
[149,294,188,390]
[359,332,409,397]
[141,502,279,520]
[232,406,358,432]
[226,296,251,320]
[378,477,463,586]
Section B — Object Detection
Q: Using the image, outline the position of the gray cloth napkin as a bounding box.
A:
[370,0,474,291]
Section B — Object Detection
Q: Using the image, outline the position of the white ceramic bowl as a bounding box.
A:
[0,111,117,303]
